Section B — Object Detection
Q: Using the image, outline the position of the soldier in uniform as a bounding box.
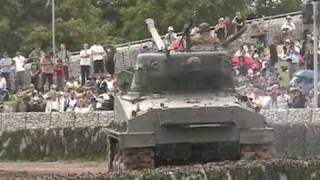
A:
[191,23,220,45]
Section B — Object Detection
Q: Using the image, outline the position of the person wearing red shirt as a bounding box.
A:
[55,59,65,91]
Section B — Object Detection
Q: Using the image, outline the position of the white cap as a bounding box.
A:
[168,26,174,31]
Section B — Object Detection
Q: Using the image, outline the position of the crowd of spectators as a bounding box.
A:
[231,15,317,110]
[0,12,317,112]
[0,43,116,113]
[165,12,317,110]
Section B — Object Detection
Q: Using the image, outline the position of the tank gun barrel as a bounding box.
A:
[145,18,166,51]
[220,25,248,46]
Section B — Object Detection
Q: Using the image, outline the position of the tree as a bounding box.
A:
[0,0,305,55]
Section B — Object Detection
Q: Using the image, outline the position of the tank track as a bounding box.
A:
[240,144,273,160]
[107,137,155,171]
[110,148,155,171]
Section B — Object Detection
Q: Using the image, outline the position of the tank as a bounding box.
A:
[106,19,273,171]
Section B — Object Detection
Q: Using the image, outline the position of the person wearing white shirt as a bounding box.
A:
[45,92,64,113]
[0,74,7,93]
[90,42,106,75]
[105,74,115,92]
[281,16,296,32]
[80,43,91,86]
[13,51,27,91]
[74,98,91,113]
[281,16,296,41]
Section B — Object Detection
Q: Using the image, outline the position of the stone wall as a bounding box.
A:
[0,111,114,161]
[9,160,320,180]
[261,109,320,158]
[0,111,114,133]
[0,109,318,160]
[0,127,108,161]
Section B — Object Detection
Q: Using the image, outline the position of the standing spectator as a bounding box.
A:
[0,52,12,91]
[281,16,296,42]
[301,33,314,70]
[30,63,41,91]
[214,17,228,41]
[163,26,178,47]
[224,16,232,36]
[28,44,44,64]
[0,73,7,94]
[286,41,301,80]
[57,44,71,80]
[232,11,245,34]
[40,52,54,91]
[55,59,65,91]
[269,42,278,69]
[90,41,106,75]
[13,51,27,92]
[79,43,91,86]
[105,46,116,75]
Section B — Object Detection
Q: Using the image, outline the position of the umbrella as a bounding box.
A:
[293,70,314,79]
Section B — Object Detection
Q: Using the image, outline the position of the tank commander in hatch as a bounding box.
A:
[191,22,220,45]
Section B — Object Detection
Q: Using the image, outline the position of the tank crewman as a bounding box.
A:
[191,22,220,45]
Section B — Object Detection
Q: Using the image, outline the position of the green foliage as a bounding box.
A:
[248,0,303,16]
[0,0,304,56]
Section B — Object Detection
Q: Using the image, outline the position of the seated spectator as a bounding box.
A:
[305,88,315,108]
[65,77,80,92]
[232,45,254,69]
[96,76,107,94]
[74,98,91,113]
[14,88,27,112]
[26,90,44,112]
[289,86,306,109]
[64,91,77,112]
[277,87,290,109]
[45,91,64,113]
[105,74,115,92]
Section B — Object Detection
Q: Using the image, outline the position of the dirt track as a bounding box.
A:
[0,162,107,178]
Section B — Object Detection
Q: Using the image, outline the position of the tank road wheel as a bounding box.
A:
[121,148,155,170]
[107,136,155,171]
[240,144,273,160]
